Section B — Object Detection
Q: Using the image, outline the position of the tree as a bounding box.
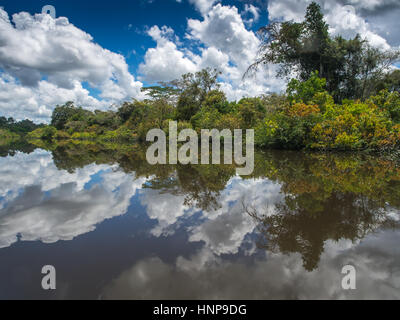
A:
[120,101,151,129]
[237,97,266,128]
[286,71,327,104]
[0,116,43,134]
[141,86,180,105]
[247,1,400,102]
[171,68,221,120]
[246,2,329,80]
[375,69,400,93]
[51,102,83,130]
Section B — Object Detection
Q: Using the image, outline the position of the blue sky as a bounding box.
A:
[0,0,398,121]
[0,0,268,85]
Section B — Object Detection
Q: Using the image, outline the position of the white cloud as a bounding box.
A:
[189,0,218,14]
[0,8,143,121]
[139,3,284,100]
[242,4,261,26]
[267,0,394,49]
[138,26,198,82]
[0,74,108,121]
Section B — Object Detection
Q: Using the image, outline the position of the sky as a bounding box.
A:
[0,0,400,122]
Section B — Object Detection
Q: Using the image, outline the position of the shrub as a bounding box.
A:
[369,90,400,123]
[27,126,57,141]
[71,132,96,140]
[55,131,71,140]
[287,71,327,104]
[191,106,221,131]
[262,103,322,149]
[309,100,398,150]
[0,129,20,145]
[100,127,136,142]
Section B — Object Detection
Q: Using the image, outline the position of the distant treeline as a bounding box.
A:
[0,116,44,135]
[0,116,45,146]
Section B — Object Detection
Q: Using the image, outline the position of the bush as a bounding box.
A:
[309,100,398,150]
[55,131,71,140]
[71,132,96,140]
[0,129,20,145]
[27,126,57,141]
[191,106,221,131]
[262,103,322,149]
[287,71,327,104]
[369,90,400,123]
[99,127,136,142]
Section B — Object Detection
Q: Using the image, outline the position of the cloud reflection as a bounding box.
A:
[0,151,145,248]
[102,231,400,299]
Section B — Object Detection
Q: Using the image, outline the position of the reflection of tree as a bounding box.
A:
[142,164,236,211]
[245,151,400,271]
[255,151,400,210]
[40,141,236,211]
[178,164,235,211]
[24,140,400,267]
[0,140,37,157]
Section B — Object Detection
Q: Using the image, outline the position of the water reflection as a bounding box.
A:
[0,141,399,299]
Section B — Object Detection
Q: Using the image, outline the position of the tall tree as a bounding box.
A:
[170,68,221,120]
[247,2,400,102]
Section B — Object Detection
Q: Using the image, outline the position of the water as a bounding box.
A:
[0,142,399,299]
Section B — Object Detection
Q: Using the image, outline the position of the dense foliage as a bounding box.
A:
[25,68,400,152]
[21,3,400,152]
[256,73,400,150]
[0,116,44,143]
[0,116,43,134]
[246,2,400,102]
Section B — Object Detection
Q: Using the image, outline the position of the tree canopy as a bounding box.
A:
[247,2,400,102]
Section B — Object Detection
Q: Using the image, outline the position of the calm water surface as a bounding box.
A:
[0,142,399,299]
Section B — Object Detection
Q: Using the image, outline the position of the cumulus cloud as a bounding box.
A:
[187,4,259,71]
[189,0,218,14]
[267,0,395,49]
[0,74,108,121]
[0,8,143,121]
[139,2,285,100]
[138,26,197,82]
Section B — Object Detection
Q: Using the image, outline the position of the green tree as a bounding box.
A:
[141,86,180,104]
[247,2,400,102]
[286,71,327,104]
[375,69,400,93]
[118,100,150,127]
[172,68,221,120]
[51,102,88,130]
[237,97,266,128]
